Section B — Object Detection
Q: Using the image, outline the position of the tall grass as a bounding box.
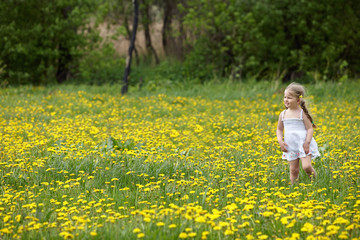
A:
[0,80,359,239]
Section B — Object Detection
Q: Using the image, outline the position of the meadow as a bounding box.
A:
[0,81,359,240]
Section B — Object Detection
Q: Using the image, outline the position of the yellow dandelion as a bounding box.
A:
[286,220,296,228]
[224,229,234,235]
[338,231,348,239]
[301,222,314,233]
[261,211,274,217]
[333,217,350,225]
[345,224,355,230]
[290,233,300,240]
[170,129,180,138]
[169,224,177,229]
[243,204,254,211]
[202,231,209,236]
[326,225,340,236]
[179,232,188,239]
[3,215,10,223]
[213,226,222,230]
[156,222,165,227]
[15,215,21,222]
[0,228,12,234]
[195,216,206,223]
[194,124,204,133]
[59,231,74,239]
[245,234,255,240]
[238,222,250,228]
[314,226,324,235]
[280,217,289,225]
[188,232,197,237]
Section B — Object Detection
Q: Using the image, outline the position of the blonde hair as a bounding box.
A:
[285,82,316,128]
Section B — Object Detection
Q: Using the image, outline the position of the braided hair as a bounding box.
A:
[285,83,317,128]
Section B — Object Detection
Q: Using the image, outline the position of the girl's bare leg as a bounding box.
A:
[289,159,300,184]
[301,155,316,180]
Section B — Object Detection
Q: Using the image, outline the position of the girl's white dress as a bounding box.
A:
[282,110,320,161]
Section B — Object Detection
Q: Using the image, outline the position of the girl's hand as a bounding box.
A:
[303,142,310,154]
[280,141,288,152]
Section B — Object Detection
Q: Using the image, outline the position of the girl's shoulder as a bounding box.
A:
[279,110,286,118]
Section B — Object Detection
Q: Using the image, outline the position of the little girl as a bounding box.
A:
[276,83,320,184]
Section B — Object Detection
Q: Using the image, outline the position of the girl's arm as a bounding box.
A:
[303,113,314,154]
[276,112,287,152]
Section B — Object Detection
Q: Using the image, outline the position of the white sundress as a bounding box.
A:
[282,110,320,161]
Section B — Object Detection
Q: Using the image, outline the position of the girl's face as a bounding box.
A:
[284,90,300,109]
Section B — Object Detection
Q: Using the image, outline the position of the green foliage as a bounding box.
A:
[129,60,192,90]
[74,43,126,85]
[99,137,138,152]
[182,40,218,81]
[182,0,360,81]
[1,0,359,86]
[0,0,99,85]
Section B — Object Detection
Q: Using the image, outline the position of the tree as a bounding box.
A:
[162,0,186,59]
[124,7,140,66]
[122,0,139,95]
[140,0,159,64]
[0,0,99,85]
[55,6,75,83]
[181,0,360,81]
[104,0,140,66]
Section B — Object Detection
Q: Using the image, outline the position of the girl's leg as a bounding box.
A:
[301,155,316,180]
[289,159,300,184]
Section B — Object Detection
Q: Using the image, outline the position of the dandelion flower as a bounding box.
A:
[188,232,197,237]
[179,232,188,239]
[169,224,177,229]
[156,222,165,227]
[15,215,21,222]
[301,222,314,233]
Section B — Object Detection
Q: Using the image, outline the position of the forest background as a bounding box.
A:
[0,0,359,88]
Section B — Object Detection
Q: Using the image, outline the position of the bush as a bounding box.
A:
[130,60,193,90]
[74,43,126,85]
[0,0,99,85]
[181,0,360,81]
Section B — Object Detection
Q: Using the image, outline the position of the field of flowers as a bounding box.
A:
[0,82,359,240]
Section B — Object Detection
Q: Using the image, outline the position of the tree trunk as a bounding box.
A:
[162,0,173,56]
[122,0,139,95]
[56,43,72,83]
[124,12,139,66]
[177,1,186,59]
[56,6,74,84]
[140,0,159,64]
[162,0,185,59]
